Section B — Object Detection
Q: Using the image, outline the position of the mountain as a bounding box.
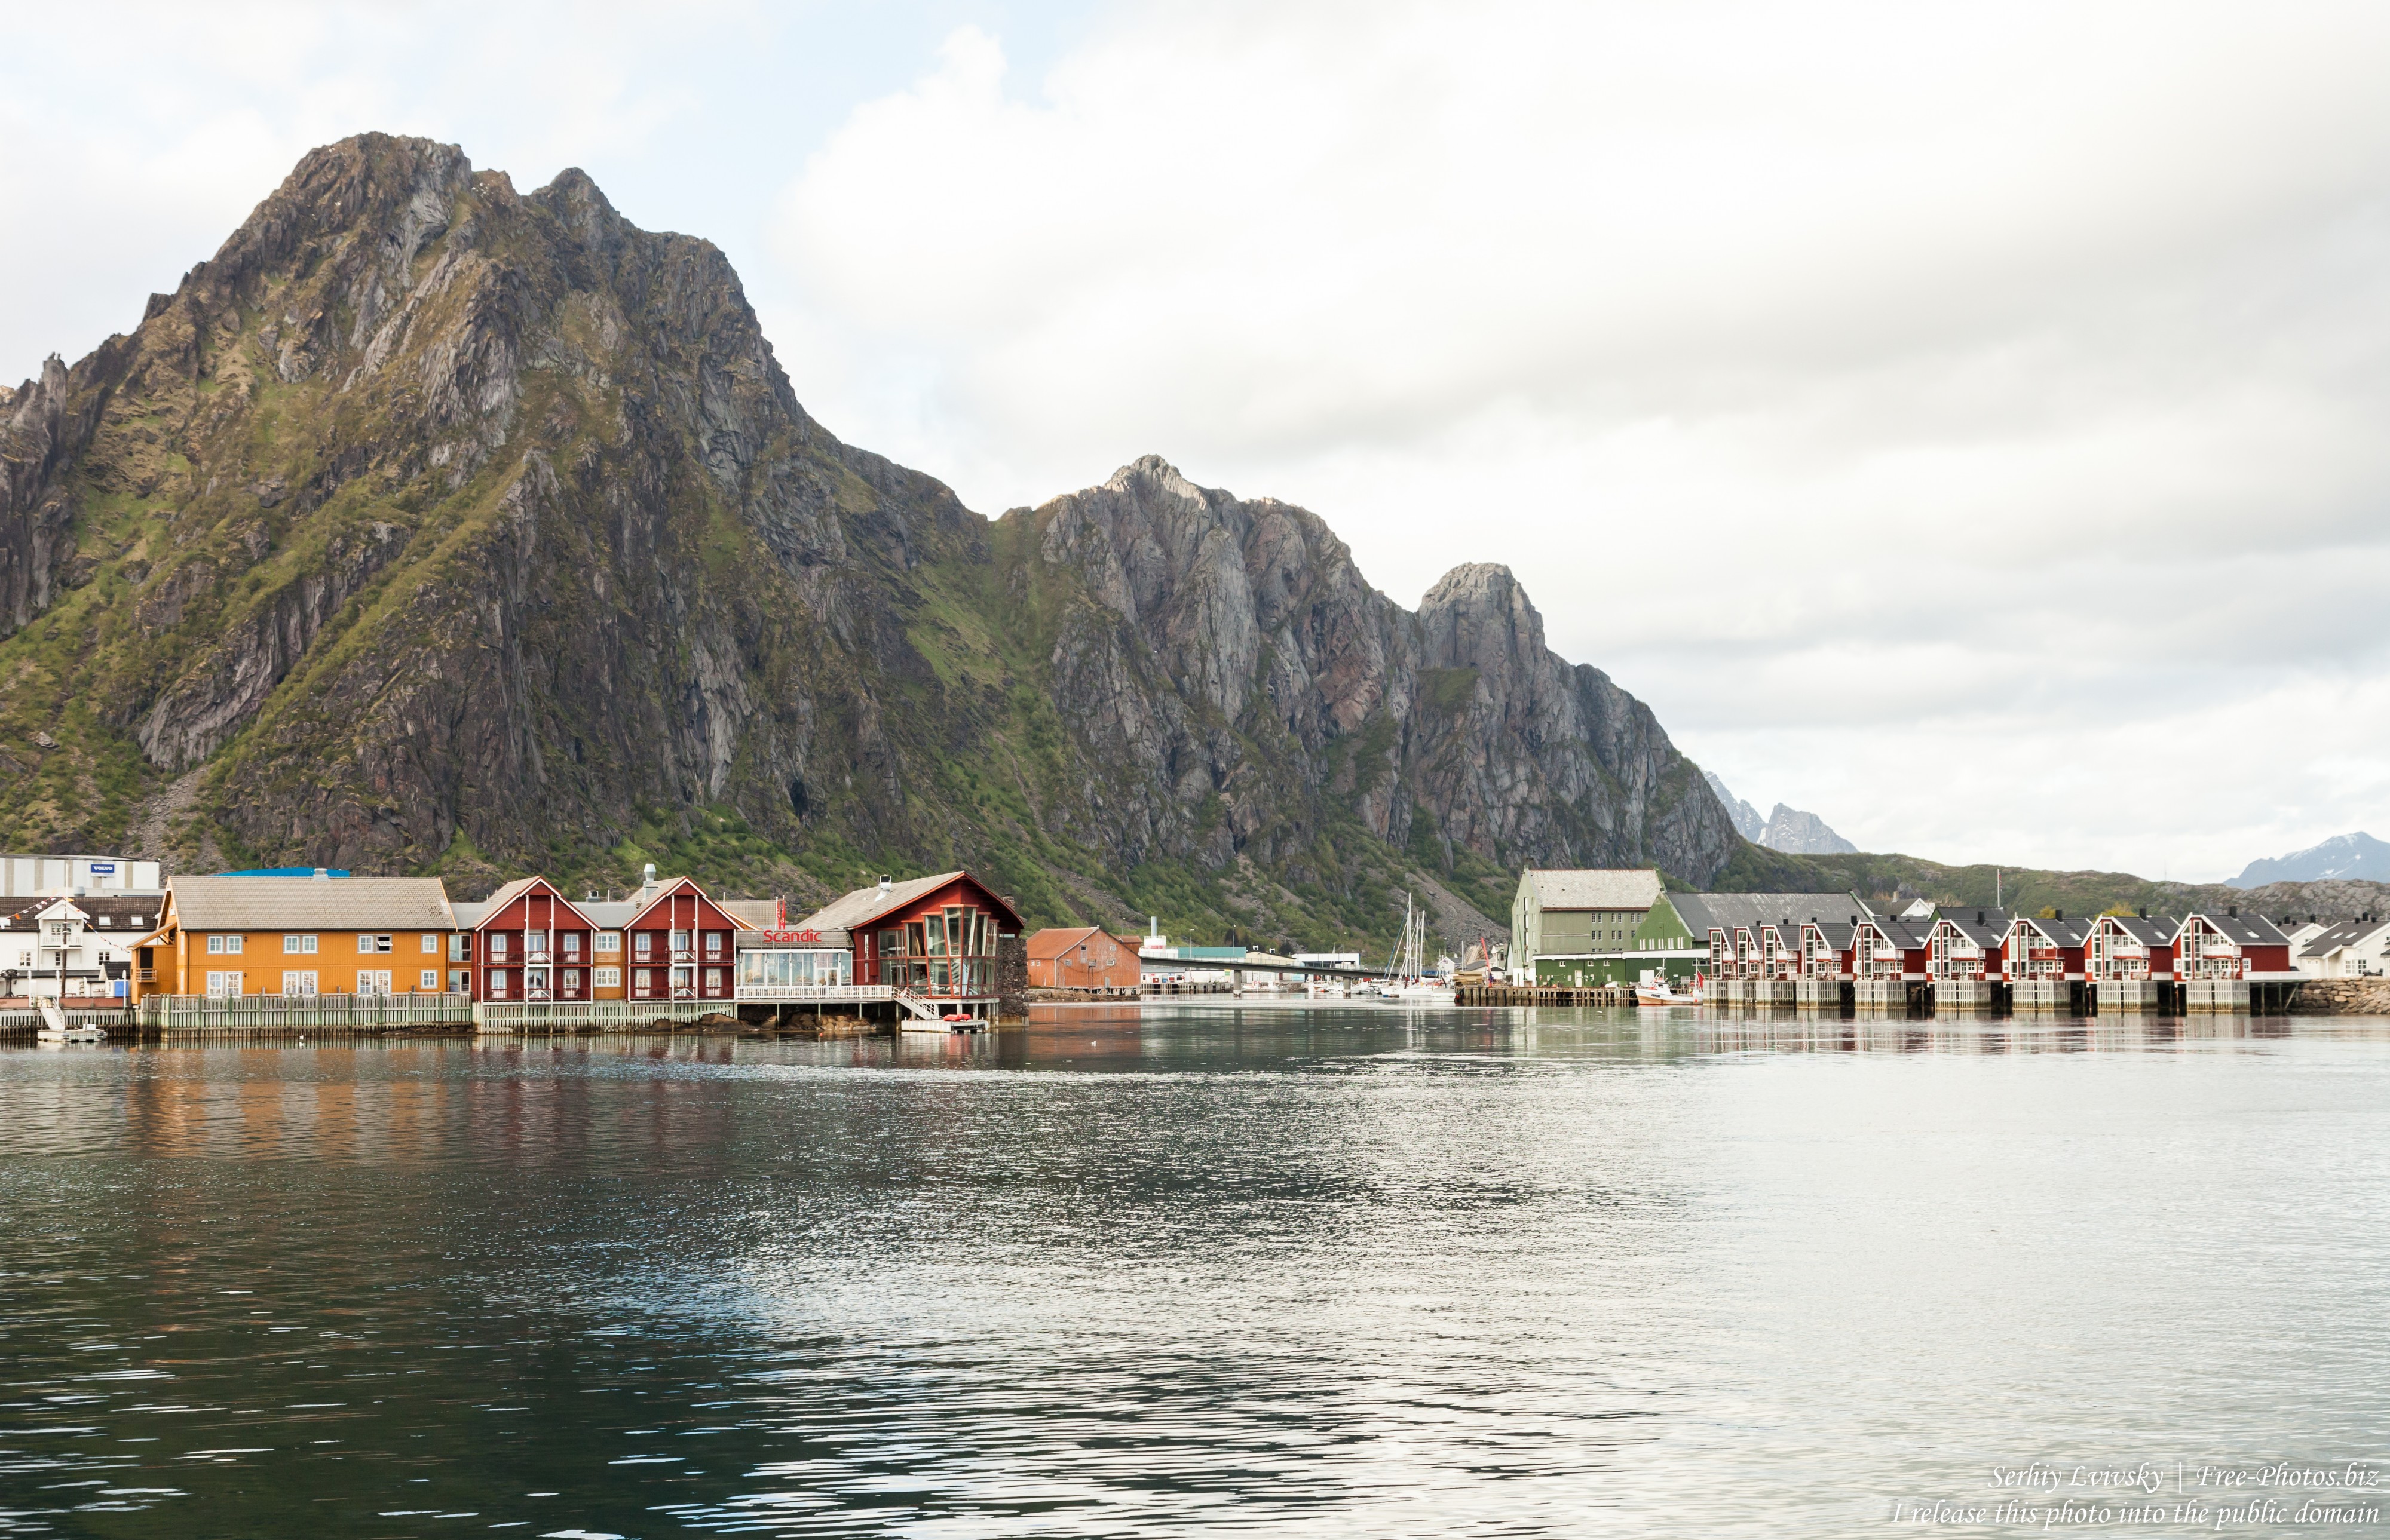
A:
[0,134,1740,951]
[1703,772,1765,841]
[1758,803,1856,855]
[2227,832,2390,889]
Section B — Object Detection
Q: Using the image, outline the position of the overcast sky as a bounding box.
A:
[7,1,2387,882]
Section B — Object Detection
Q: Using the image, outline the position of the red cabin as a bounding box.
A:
[472,878,598,1002]
[2003,913,2092,982]
[2176,912,2294,980]
[621,878,744,1002]
[2088,913,2178,980]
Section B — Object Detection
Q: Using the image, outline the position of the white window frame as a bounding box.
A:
[596,932,621,953]
[358,934,393,955]
[419,969,440,990]
[284,934,318,955]
[357,970,393,996]
[280,970,318,997]
[205,971,243,998]
[421,933,440,953]
[594,965,620,989]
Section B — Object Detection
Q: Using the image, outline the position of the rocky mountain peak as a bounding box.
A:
[0,134,1741,949]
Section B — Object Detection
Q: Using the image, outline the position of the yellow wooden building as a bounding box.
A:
[136,875,459,999]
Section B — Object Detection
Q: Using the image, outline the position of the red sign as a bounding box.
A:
[759,929,825,944]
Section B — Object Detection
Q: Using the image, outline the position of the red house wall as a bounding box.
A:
[624,882,742,1001]
[474,885,596,1002]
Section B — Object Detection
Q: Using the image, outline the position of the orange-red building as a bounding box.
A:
[1026,925,1143,989]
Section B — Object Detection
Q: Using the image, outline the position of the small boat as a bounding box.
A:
[34,999,106,1043]
[1634,981,1700,1007]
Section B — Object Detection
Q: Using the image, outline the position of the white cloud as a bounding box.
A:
[8,2,2386,882]
[767,1,2390,880]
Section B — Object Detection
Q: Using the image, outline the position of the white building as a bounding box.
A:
[0,854,163,897]
[2294,916,2390,978]
[0,892,166,999]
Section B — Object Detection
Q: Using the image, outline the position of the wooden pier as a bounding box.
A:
[1455,984,1635,1007]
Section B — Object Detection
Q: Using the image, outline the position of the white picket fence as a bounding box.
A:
[139,992,475,1033]
[472,999,729,1033]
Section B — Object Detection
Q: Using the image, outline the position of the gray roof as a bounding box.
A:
[796,871,1024,933]
[1522,869,1665,910]
[1857,915,1933,949]
[2186,912,2290,946]
[452,902,489,929]
[1671,892,1860,937]
[2297,917,2390,957]
[1936,915,2005,947]
[0,894,164,931]
[721,899,779,929]
[2011,915,2092,947]
[168,876,455,931]
[1936,905,2014,932]
[2100,915,2177,943]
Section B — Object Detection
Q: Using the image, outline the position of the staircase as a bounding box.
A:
[892,988,947,1025]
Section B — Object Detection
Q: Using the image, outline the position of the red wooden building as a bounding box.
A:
[796,870,1025,1011]
[623,878,746,1002]
[2175,912,2294,980]
[2087,913,2178,981]
[2003,913,2091,982]
[471,878,599,1002]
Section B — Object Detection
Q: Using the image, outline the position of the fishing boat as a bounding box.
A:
[1634,980,1702,1007]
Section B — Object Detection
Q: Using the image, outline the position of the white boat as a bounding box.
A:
[1377,895,1454,1004]
[1634,981,1701,1007]
[33,998,106,1043]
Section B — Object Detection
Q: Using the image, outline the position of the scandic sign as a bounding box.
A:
[759,929,825,944]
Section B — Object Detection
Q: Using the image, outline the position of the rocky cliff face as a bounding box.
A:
[0,134,1738,949]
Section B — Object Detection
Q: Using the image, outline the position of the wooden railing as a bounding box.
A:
[140,992,475,1032]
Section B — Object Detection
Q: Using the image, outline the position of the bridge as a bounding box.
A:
[1137,953,1397,984]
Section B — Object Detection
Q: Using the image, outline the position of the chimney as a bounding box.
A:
[1976,910,1984,925]
[2228,906,2237,918]
[2054,909,2063,922]
[642,863,657,894]
[312,867,329,881]
[878,873,892,897]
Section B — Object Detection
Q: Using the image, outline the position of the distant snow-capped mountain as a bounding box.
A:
[2227,832,2390,889]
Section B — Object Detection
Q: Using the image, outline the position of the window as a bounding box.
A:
[595,966,620,989]
[562,968,581,996]
[358,934,393,954]
[206,971,242,998]
[670,929,692,956]
[357,970,393,995]
[419,970,439,990]
[488,933,510,961]
[632,967,652,997]
[280,971,318,997]
[448,970,468,993]
[421,934,439,953]
[703,931,725,959]
[487,968,510,998]
[704,967,724,995]
[283,934,318,955]
[561,933,583,959]
[633,932,653,961]
[597,932,620,953]
[206,934,244,955]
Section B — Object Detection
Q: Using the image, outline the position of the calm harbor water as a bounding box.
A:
[3,1006,2387,1538]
